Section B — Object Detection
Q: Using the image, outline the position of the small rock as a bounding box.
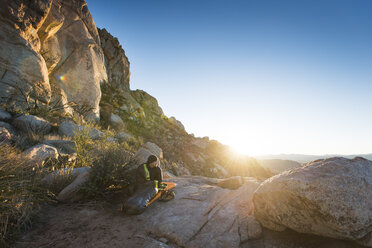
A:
[163,171,175,178]
[12,114,51,135]
[57,170,91,202]
[217,176,244,190]
[42,167,91,185]
[143,142,163,159]
[106,136,118,143]
[0,121,16,136]
[110,113,125,131]
[158,237,168,244]
[213,163,230,178]
[42,139,76,154]
[131,147,155,167]
[0,127,12,144]
[22,144,59,164]
[239,216,262,242]
[129,142,163,168]
[115,132,132,142]
[246,216,262,240]
[0,107,11,121]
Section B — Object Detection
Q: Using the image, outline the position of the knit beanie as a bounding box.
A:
[147,155,158,164]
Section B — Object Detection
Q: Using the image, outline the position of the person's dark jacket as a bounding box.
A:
[135,163,162,189]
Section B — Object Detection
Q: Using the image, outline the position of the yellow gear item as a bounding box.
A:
[143,164,150,181]
[154,180,158,189]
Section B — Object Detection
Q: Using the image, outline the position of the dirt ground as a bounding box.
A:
[14,199,364,248]
[14,199,175,248]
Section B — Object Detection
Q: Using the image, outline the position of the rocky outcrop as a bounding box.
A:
[131,90,164,118]
[40,0,107,119]
[0,0,107,118]
[253,157,372,247]
[0,0,52,110]
[98,28,130,92]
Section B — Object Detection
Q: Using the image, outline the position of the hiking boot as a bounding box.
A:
[159,190,175,202]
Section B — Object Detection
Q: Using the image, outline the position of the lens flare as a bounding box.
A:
[58,75,66,81]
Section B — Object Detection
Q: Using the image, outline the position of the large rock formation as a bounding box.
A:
[0,0,52,110]
[253,157,372,247]
[98,28,130,93]
[0,0,107,119]
[40,0,107,119]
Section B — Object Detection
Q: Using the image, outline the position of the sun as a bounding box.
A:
[227,140,267,157]
[229,145,248,157]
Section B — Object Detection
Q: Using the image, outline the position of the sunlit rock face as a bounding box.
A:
[40,0,107,119]
[0,0,107,119]
[253,157,372,246]
[0,0,52,110]
[98,28,130,93]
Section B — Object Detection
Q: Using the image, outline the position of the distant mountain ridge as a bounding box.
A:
[258,159,302,174]
[255,153,372,163]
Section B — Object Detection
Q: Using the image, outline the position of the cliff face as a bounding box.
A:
[98,28,130,93]
[0,0,107,119]
[39,0,107,119]
[0,0,52,109]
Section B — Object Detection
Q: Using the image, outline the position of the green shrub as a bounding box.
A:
[80,143,132,199]
[73,125,97,168]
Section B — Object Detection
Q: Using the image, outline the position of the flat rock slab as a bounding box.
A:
[138,176,260,248]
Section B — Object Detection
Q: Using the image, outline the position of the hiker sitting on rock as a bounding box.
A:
[136,155,162,188]
[135,155,174,201]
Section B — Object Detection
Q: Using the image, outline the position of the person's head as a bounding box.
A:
[147,155,158,168]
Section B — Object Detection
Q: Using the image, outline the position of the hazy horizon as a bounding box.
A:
[87,0,372,156]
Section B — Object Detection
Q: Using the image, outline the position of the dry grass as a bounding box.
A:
[0,143,51,247]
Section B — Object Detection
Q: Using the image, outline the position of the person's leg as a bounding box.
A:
[159,190,175,202]
[153,167,163,182]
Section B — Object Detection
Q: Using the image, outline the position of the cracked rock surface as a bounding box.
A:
[16,176,363,248]
[138,176,260,248]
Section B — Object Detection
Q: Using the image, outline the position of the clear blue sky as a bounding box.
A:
[87,0,372,156]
